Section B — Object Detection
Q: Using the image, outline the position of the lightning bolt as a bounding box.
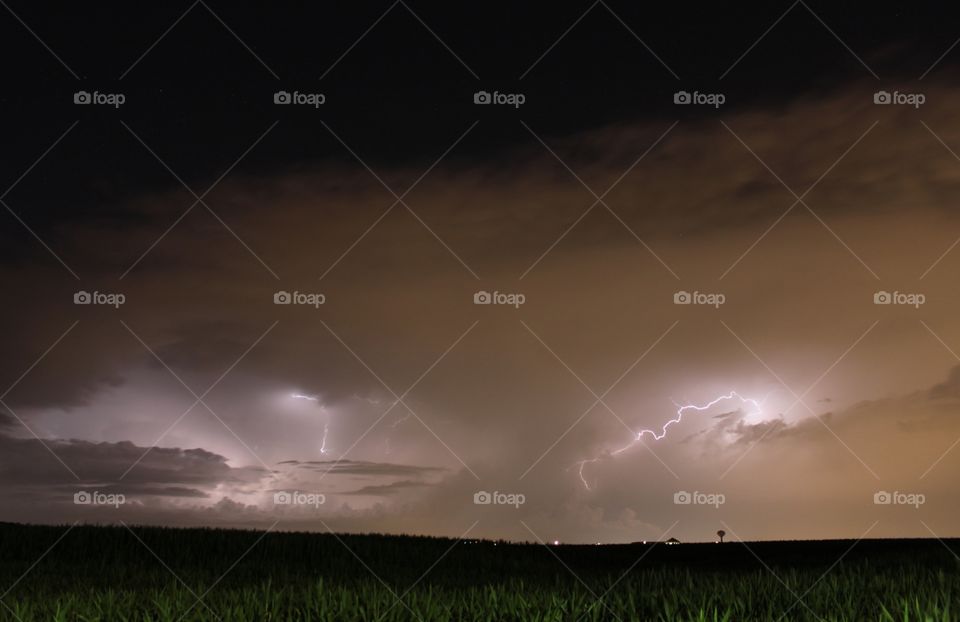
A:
[573,391,765,490]
[319,422,329,454]
[291,393,330,455]
[390,409,412,428]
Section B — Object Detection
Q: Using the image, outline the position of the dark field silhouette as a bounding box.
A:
[1,522,957,620]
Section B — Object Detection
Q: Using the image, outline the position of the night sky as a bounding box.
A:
[2,1,960,543]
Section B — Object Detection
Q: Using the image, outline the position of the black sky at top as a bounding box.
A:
[0,0,956,252]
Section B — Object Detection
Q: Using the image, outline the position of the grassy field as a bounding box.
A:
[0,522,957,621]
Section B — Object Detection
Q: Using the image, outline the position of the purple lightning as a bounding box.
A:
[573,391,765,490]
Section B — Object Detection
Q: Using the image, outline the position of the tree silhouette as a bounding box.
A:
[717,530,726,543]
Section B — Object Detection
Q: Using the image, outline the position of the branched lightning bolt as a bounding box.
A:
[572,391,765,490]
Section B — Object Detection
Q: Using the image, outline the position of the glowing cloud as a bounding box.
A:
[290,393,330,454]
[573,391,765,490]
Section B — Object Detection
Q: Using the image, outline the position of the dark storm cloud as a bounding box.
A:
[4,76,960,540]
[282,459,446,478]
[727,418,790,445]
[0,432,268,493]
[929,366,960,400]
[5,78,960,413]
[340,480,432,497]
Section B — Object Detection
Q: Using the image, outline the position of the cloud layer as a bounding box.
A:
[3,78,960,542]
